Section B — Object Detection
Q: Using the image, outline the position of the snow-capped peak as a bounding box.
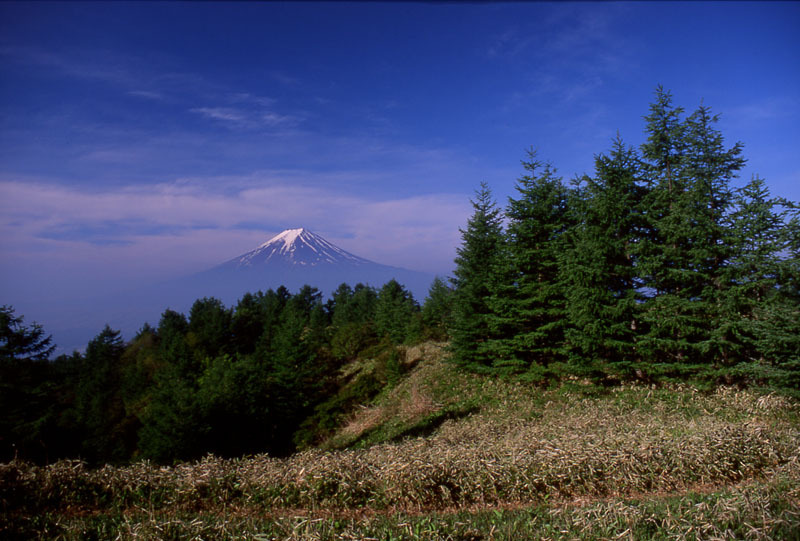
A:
[258,228,308,254]
[228,228,372,268]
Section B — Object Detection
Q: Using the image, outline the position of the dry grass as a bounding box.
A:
[4,390,798,513]
[2,346,799,539]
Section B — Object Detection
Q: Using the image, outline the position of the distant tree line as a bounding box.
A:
[451,87,799,390]
[0,279,453,464]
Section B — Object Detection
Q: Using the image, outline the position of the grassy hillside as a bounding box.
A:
[3,342,799,539]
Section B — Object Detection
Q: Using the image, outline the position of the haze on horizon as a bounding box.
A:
[1,2,798,349]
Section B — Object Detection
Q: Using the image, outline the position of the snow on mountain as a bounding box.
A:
[201,228,435,302]
[225,228,372,268]
[42,228,438,354]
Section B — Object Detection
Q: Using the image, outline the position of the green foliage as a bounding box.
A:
[74,326,134,463]
[421,276,454,341]
[187,297,232,362]
[487,151,572,371]
[561,137,643,369]
[450,181,505,368]
[0,305,55,363]
[375,279,420,344]
[447,87,798,394]
[636,88,746,367]
[0,306,61,462]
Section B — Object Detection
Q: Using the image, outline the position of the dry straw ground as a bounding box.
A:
[2,345,799,539]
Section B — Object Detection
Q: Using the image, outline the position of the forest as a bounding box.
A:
[1,88,798,466]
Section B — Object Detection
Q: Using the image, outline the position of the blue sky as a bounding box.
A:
[1,2,799,335]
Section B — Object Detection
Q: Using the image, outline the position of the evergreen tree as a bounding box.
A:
[450,182,504,368]
[562,137,644,370]
[195,352,276,456]
[487,152,571,371]
[230,292,266,355]
[0,306,57,461]
[253,286,291,360]
[637,88,745,371]
[268,286,328,455]
[187,297,232,362]
[421,277,454,341]
[375,279,419,344]
[75,326,130,462]
[118,324,159,448]
[139,309,206,462]
[330,283,378,360]
[725,178,800,389]
[0,305,54,363]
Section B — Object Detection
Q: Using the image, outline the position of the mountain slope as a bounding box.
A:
[176,228,436,308]
[219,228,373,269]
[45,228,437,353]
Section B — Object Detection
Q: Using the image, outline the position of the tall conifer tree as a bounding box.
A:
[487,151,571,371]
[562,137,644,370]
[450,182,504,368]
[637,88,745,370]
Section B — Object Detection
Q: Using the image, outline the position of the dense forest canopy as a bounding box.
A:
[2,89,797,464]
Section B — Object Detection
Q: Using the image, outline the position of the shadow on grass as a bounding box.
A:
[351,403,481,448]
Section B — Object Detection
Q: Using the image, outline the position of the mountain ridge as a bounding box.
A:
[44,228,438,353]
[220,228,373,269]
[196,227,436,303]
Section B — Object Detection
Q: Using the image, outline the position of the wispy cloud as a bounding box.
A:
[0,176,469,281]
[190,102,302,130]
[127,90,165,101]
[191,107,247,123]
[230,92,275,107]
[728,96,799,123]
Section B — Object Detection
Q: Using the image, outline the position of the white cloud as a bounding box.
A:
[127,90,165,101]
[190,106,301,129]
[190,107,247,123]
[0,176,470,284]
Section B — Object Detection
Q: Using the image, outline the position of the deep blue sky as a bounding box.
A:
[1,2,799,335]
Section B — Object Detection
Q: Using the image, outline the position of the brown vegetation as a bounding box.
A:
[2,346,799,539]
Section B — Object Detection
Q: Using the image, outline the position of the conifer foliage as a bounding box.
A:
[450,182,505,369]
[450,88,798,387]
[562,137,643,370]
[487,152,571,372]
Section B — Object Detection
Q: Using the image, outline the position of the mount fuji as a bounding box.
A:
[44,228,438,353]
[220,228,373,270]
[186,228,436,304]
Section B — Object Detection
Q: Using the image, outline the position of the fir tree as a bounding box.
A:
[482,152,573,373]
[725,178,800,389]
[562,137,644,371]
[75,326,129,462]
[449,182,504,368]
[421,277,454,341]
[375,279,419,344]
[637,88,745,371]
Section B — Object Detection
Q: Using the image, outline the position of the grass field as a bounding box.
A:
[2,344,799,539]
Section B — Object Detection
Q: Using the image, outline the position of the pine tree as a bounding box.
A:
[268,286,327,455]
[375,279,419,344]
[75,326,129,462]
[487,151,571,372]
[637,88,745,372]
[449,182,504,368]
[562,137,644,371]
[187,297,232,362]
[0,306,57,461]
[725,178,800,390]
[329,283,378,360]
[139,309,207,462]
[421,277,454,341]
